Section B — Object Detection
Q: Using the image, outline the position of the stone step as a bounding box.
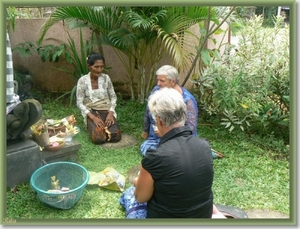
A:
[41,141,81,164]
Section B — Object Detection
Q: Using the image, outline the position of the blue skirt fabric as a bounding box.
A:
[119,186,227,218]
[140,139,160,156]
[119,186,147,218]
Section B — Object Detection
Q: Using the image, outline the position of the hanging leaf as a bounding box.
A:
[213,27,224,35]
[200,49,211,66]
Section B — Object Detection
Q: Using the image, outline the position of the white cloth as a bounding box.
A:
[6,32,20,114]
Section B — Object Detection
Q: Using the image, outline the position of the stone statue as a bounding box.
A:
[6,32,42,141]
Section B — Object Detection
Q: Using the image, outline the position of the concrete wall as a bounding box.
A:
[9,19,229,95]
[9,19,128,93]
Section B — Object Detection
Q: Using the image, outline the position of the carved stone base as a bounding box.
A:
[6,139,81,188]
[7,139,42,188]
[40,141,81,164]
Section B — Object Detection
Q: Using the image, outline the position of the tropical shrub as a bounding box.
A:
[191,15,289,142]
[37,6,221,103]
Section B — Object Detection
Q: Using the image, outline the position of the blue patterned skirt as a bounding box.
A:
[119,186,147,218]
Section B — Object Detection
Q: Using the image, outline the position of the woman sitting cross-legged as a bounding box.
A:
[120,87,225,218]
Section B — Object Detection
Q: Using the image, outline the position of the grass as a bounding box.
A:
[5,95,290,220]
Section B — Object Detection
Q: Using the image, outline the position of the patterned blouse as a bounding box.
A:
[76,72,117,124]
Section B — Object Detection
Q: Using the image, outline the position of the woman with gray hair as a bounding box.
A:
[148,86,187,128]
[120,87,223,218]
[140,65,198,156]
[140,65,223,159]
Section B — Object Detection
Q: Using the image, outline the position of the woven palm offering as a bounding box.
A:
[45,140,66,152]
[47,115,77,136]
[31,120,49,147]
[47,115,79,140]
[88,167,126,192]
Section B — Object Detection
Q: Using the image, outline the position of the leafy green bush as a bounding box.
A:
[255,6,278,27]
[192,15,289,142]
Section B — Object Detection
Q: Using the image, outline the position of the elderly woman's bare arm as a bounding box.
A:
[134,167,154,203]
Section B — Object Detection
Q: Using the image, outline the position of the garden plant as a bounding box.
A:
[191,15,289,142]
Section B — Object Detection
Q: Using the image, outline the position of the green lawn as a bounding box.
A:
[5,96,290,220]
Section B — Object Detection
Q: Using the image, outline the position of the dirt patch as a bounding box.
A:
[99,133,138,149]
[244,209,289,218]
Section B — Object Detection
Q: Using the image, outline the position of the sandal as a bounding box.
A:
[211,148,225,159]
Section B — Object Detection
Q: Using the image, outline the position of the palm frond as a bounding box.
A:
[166,6,217,27]
[124,9,167,30]
[153,13,199,70]
[108,28,139,51]
[158,31,192,70]
[38,6,123,44]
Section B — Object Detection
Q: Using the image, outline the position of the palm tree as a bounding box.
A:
[106,7,168,101]
[117,6,216,101]
[37,6,220,102]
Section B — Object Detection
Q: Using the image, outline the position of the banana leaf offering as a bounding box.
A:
[88,167,125,192]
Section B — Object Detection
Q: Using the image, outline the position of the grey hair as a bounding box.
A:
[156,65,179,84]
[148,88,186,128]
